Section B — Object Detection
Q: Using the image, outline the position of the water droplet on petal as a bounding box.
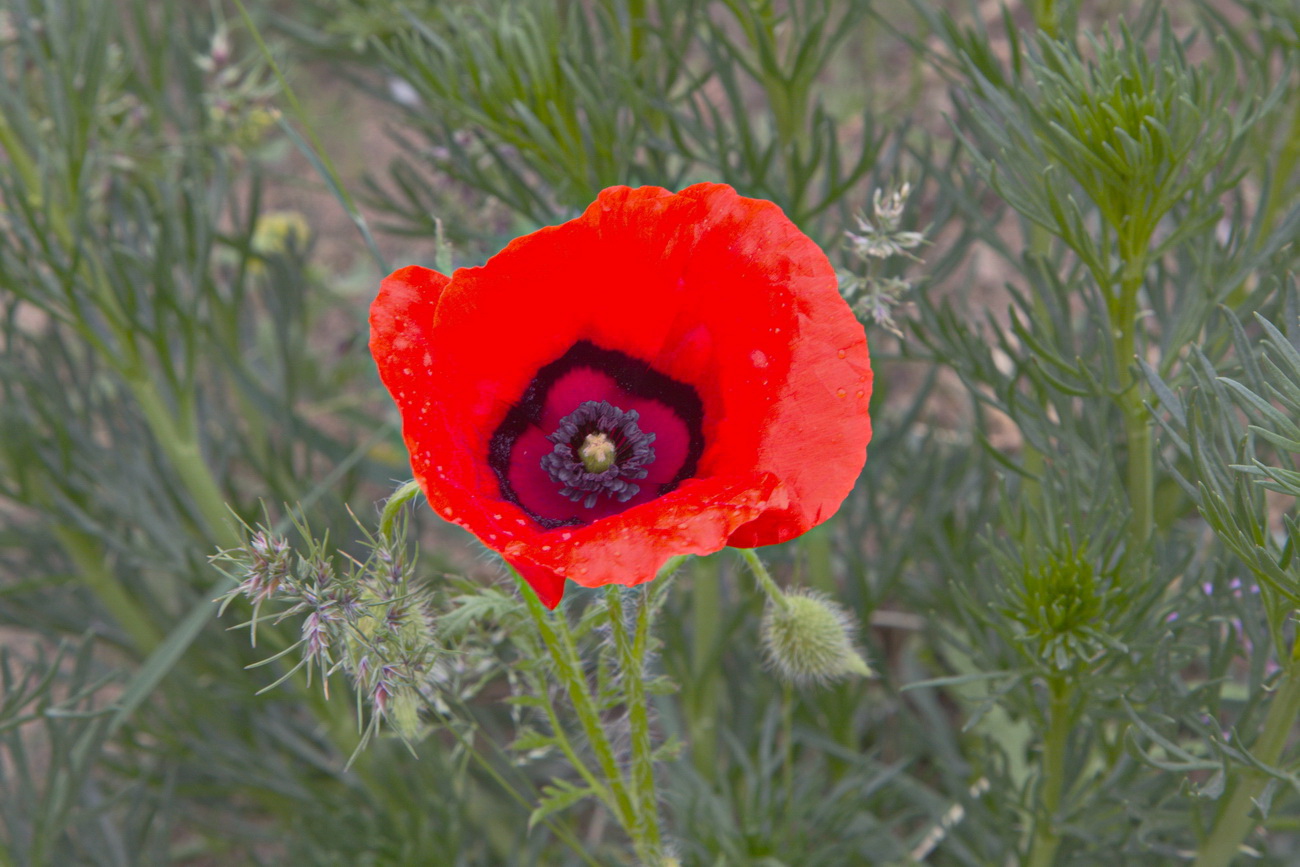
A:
[836,388,847,398]
[751,349,769,368]
[837,349,847,359]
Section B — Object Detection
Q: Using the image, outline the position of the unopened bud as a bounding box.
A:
[761,590,872,685]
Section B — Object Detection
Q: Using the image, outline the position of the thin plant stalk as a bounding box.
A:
[1111,247,1154,549]
[607,586,665,864]
[1026,675,1072,867]
[1192,657,1300,867]
[520,583,640,850]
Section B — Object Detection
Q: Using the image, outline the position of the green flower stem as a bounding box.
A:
[782,680,795,830]
[741,548,790,611]
[1112,243,1154,548]
[1193,660,1300,867]
[520,583,638,836]
[1026,675,1072,867]
[607,586,665,864]
[689,556,722,780]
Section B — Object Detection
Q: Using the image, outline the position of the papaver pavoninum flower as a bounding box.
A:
[370,183,872,608]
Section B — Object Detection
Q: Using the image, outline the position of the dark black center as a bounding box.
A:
[540,400,656,509]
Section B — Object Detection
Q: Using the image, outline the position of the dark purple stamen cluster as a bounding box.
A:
[541,400,656,508]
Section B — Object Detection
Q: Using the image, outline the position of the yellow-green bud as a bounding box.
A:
[761,590,872,685]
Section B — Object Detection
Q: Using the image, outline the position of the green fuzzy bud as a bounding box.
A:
[761,590,872,686]
[386,689,429,743]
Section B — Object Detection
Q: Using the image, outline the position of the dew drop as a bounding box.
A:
[561,532,572,541]
[403,367,412,376]
[750,349,769,369]
[541,545,551,552]
[856,390,865,399]
[423,352,432,367]
[837,349,847,359]
[493,513,503,520]
[836,388,847,398]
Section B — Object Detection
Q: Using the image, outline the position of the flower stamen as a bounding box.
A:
[541,400,656,508]
[579,432,618,473]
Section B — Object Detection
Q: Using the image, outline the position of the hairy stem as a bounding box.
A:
[741,548,790,610]
[608,586,664,864]
[520,582,638,836]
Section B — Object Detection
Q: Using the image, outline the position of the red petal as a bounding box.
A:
[370,184,871,606]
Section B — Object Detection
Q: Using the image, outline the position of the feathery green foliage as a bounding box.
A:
[3,0,1300,863]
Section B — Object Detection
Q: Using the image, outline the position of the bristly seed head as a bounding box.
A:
[541,400,656,508]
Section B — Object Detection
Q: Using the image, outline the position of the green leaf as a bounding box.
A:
[527,780,594,831]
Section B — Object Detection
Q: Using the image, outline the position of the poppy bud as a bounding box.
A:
[386,689,428,743]
[761,589,872,685]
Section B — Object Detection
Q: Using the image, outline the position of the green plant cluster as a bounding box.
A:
[2,0,1300,864]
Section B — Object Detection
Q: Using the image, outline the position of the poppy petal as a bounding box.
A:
[370,184,871,608]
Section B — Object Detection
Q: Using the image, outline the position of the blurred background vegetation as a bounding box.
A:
[1,0,1298,864]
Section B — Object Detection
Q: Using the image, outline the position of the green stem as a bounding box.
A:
[626,0,646,65]
[1193,662,1300,867]
[1026,676,1072,867]
[1030,0,1059,38]
[122,371,240,550]
[782,680,795,830]
[53,526,163,652]
[520,581,638,832]
[1113,248,1153,548]
[740,548,789,610]
[607,586,664,864]
[1256,97,1300,240]
[689,556,721,780]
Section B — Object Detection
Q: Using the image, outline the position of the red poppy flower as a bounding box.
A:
[370,183,872,608]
